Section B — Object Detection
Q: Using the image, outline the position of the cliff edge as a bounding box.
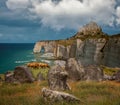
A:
[33,22,120,67]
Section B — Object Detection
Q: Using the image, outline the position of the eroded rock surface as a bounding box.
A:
[65,58,85,81]
[14,66,34,83]
[66,58,103,81]
[42,88,80,102]
[48,65,70,90]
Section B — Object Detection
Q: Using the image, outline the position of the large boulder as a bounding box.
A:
[14,66,34,83]
[66,58,103,81]
[83,65,103,81]
[65,58,85,81]
[48,65,70,90]
[42,88,80,102]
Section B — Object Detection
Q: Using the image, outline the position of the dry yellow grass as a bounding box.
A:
[0,81,120,105]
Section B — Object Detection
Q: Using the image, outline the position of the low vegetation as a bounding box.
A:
[102,66,119,76]
[0,81,120,105]
[30,68,49,79]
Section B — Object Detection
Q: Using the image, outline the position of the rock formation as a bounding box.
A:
[66,58,103,81]
[33,22,120,68]
[33,41,57,54]
[65,58,85,81]
[78,21,103,36]
[48,65,70,90]
[42,88,80,102]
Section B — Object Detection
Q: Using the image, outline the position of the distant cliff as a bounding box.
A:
[33,22,120,67]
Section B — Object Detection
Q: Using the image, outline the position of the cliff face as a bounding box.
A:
[103,37,120,67]
[75,38,107,66]
[33,22,120,67]
[33,41,57,55]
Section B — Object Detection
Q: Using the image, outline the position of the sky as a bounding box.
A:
[0,0,120,43]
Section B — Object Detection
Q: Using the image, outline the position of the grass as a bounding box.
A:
[102,66,119,76]
[56,39,76,47]
[30,68,49,79]
[0,81,120,105]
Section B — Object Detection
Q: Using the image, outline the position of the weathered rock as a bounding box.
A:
[83,65,103,81]
[103,37,120,67]
[37,73,45,81]
[78,21,102,36]
[33,41,57,54]
[14,66,34,83]
[103,74,114,81]
[33,22,120,68]
[113,70,120,82]
[57,45,70,59]
[54,60,66,68]
[65,58,85,81]
[5,71,16,83]
[42,88,80,102]
[66,58,103,81]
[76,38,107,66]
[48,65,70,90]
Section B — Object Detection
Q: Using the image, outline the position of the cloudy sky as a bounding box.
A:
[0,0,120,43]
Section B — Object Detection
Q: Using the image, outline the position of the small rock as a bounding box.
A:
[48,65,70,90]
[42,88,80,102]
[5,71,16,83]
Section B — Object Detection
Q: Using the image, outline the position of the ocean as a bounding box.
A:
[0,43,35,73]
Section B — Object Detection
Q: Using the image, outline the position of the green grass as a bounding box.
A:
[30,68,49,79]
[0,81,120,105]
[102,66,119,76]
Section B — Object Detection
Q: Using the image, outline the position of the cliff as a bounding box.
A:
[33,22,120,67]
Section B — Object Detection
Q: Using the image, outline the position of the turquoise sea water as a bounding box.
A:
[0,43,35,73]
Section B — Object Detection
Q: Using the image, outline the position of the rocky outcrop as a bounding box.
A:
[48,65,70,90]
[76,38,107,66]
[33,41,57,54]
[77,21,103,37]
[42,88,80,102]
[83,65,103,81]
[65,58,85,81]
[54,60,66,68]
[66,58,103,81]
[33,22,120,68]
[103,37,120,67]
[56,45,70,59]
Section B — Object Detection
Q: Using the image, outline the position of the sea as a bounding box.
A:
[0,43,36,73]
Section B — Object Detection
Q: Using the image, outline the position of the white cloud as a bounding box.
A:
[6,0,30,10]
[6,0,119,30]
[116,6,120,25]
